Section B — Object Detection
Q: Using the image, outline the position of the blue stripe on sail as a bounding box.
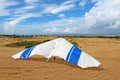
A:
[66,46,82,65]
[20,46,35,59]
[66,46,74,61]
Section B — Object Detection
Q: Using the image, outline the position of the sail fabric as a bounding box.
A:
[12,40,56,59]
[12,38,101,68]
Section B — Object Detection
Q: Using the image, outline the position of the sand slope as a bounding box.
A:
[0,36,120,80]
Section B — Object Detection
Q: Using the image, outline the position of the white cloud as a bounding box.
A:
[42,18,85,34]
[4,22,14,31]
[43,4,75,14]
[91,0,98,3]
[0,0,19,16]
[20,5,35,10]
[58,14,66,18]
[41,0,120,34]
[47,18,81,28]
[64,27,79,33]
[45,27,61,33]
[108,21,120,29]
[4,13,39,31]
[44,26,79,34]
[79,0,86,7]
[14,5,35,15]
[3,0,77,32]
[84,0,120,30]
[3,1,39,31]
[62,0,78,5]
[43,0,76,14]
[0,8,9,16]
[64,28,71,33]
[24,0,39,4]
[0,0,18,7]
[2,0,120,34]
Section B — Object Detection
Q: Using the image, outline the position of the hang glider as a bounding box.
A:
[12,38,101,68]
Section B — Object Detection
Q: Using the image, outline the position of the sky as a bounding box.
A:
[0,0,120,35]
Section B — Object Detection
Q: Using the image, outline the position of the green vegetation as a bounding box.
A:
[0,35,120,38]
[0,35,33,38]
[5,39,79,48]
[6,41,39,48]
[70,41,78,47]
[58,35,120,38]
[6,40,50,48]
[78,36,120,39]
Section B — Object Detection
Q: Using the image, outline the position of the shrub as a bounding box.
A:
[6,40,50,48]
[70,41,78,47]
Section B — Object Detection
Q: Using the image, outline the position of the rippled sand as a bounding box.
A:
[0,36,120,80]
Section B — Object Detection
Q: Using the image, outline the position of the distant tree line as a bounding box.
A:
[0,35,34,38]
[0,35,120,39]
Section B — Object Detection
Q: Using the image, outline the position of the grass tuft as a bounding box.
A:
[6,40,50,48]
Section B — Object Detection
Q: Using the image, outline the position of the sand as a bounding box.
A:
[0,36,120,80]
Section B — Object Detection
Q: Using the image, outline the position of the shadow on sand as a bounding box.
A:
[24,57,104,71]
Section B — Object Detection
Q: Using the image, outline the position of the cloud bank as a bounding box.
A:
[0,0,120,35]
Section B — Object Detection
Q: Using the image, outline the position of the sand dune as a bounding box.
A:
[0,36,120,80]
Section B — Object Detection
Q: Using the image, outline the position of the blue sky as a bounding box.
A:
[0,0,120,35]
